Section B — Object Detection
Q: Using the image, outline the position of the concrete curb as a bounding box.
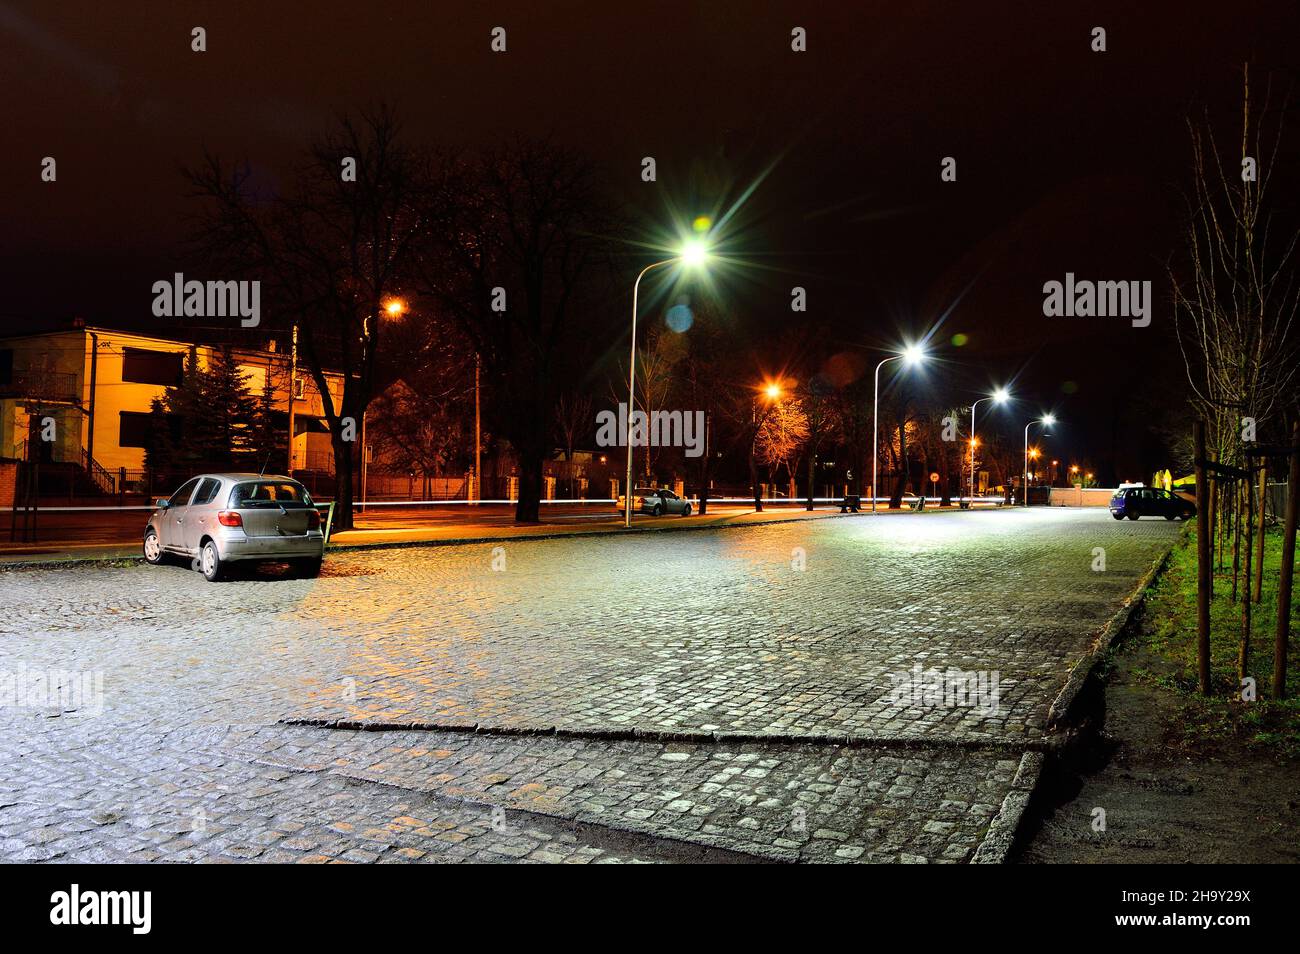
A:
[970,751,1046,864]
[282,716,1057,754]
[319,764,797,864]
[1045,527,1185,730]
[965,526,1183,864]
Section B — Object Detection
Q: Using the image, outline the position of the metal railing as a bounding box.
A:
[0,369,80,402]
[80,448,116,495]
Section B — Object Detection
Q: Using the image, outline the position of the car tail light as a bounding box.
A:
[306,509,321,530]
[217,510,243,527]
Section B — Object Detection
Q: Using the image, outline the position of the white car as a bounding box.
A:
[615,487,692,517]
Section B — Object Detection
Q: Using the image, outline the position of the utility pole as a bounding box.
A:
[287,323,297,476]
[474,356,481,503]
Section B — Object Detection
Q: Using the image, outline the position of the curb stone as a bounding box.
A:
[968,527,1183,864]
[970,750,1045,864]
[282,717,1057,754]
[1045,526,1186,730]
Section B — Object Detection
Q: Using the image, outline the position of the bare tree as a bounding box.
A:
[1171,65,1300,463]
[416,139,621,523]
[185,106,425,529]
[553,391,594,463]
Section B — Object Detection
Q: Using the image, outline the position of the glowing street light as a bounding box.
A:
[969,386,1011,506]
[750,380,783,512]
[383,298,407,318]
[872,343,927,513]
[624,238,712,528]
[1023,414,1056,506]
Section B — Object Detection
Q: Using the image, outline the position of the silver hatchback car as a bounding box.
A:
[143,473,325,581]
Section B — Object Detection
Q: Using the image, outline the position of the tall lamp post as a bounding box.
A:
[750,381,782,512]
[1022,414,1055,507]
[872,344,926,513]
[624,240,710,528]
[969,387,1010,505]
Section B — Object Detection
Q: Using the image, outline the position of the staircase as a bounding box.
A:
[13,440,117,498]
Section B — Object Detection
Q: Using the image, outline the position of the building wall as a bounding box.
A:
[84,330,192,472]
[1048,486,1113,507]
[0,329,88,465]
[1,328,345,479]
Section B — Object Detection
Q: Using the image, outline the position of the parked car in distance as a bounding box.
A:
[143,474,325,581]
[1109,486,1196,521]
[615,487,693,517]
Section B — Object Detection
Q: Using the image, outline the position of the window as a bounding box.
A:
[230,481,312,508]
[294,375,306,399]
[192,478,222,506]
[119,411,153,449]
[170,478,201,506]
[122,348,184,386]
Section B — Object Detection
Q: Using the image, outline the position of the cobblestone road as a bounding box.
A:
[0,508,1179,863]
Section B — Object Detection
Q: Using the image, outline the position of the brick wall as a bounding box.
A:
[0,459,16,509]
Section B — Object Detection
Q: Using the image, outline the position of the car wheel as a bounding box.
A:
[296,557,323,579]
[652,504,663,517]
[143,529,164,565]
[1164,513,1176,520]
[1127,511,1140,521]
[681,504,692,517]
[1111,512,1124,520]
[200,540,225,582]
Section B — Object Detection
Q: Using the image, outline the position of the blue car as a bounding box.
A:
[1109,486,1196,521]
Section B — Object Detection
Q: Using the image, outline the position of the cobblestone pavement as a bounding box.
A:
[0,508,1179,863]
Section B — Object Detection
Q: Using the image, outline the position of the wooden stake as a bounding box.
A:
[1254,465,1267,604]
[1272,420,1298,700]
[1195,421,1212,695]
[1231,477,1241,603]
[1239,468,1253,682]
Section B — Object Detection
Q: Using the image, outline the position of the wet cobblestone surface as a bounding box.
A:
[0,508,1179,862]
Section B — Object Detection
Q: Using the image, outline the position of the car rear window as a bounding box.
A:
[229,481,313,508]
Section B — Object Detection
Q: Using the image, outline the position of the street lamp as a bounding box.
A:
[751,380,782,512]
[969,386,1010,505]
[872,343,926,513]
[624,239,711,528]
[1023,414,1055,506]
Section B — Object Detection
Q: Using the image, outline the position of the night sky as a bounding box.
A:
[4,1,1299,481]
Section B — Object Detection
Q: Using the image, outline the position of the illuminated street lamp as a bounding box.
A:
[872,343,926,513]
[1022,414,1055,506]
[751,380,783,512]
[624,239,711,528]
[969,386,1010,505]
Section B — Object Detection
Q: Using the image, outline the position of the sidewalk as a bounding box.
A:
[0,503,974,568]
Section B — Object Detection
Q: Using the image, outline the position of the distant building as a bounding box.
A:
[0,323,344,494]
